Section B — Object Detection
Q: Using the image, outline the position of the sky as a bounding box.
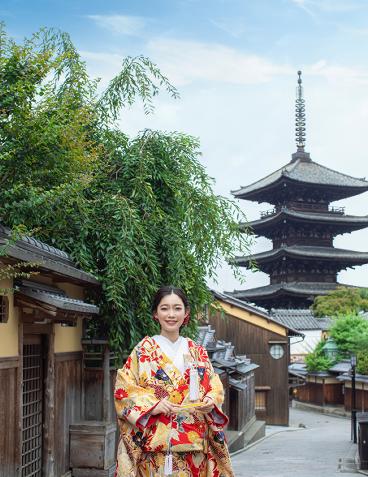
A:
[3,0,368,295]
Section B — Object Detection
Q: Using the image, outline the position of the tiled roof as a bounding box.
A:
[213,290,303,336]
[0,223,99,285]
[329,361,351,373]
[270,308,331,330]
[337,372,368,383]
[289,363,308,376]
[235,245,368,266]
[230,281,340,299]
[16,280,99,314]
[246,208,368,231]
[232,157,368,199]
[212,290,269,318]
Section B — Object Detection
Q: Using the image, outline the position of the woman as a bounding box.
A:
[114,286,234,477]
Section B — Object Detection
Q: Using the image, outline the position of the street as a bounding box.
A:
[231,408,358,477]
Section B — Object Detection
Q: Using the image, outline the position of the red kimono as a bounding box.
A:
[114,336,234,476]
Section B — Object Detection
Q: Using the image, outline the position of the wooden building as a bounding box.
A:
[209,291,303,425]
[0,224,99,477]
[270,309,331,363]
[229,71,368,309]
[339,373,368,413]
[290,361,368,413]
[293,372,344,407]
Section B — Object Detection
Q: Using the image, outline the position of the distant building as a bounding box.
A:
[210,291,302,425]
[0,223,100,477]
[229,71,368,309]
[270,308,331,362]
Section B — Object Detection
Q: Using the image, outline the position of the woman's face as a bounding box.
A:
[154,293,186,335]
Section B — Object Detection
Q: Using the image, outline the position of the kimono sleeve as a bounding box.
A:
[202,349,224,406]
[202,348,228,427]
[114,346,159,430]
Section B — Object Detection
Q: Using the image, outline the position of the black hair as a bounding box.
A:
[151,286,190,313]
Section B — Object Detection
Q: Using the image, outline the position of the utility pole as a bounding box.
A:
[351,354,357,444]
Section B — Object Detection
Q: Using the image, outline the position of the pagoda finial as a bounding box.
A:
[296,70,305,151]
[291,70,310,162]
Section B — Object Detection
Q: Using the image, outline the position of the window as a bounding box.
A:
[269,344,284,360]
[0,296,9,323]
[255,391,267,411]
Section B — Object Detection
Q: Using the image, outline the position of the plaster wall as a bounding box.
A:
[0,278,19,357]
[216,301,287,336]
[54,318,83,353]
[290,329,322,360]
[54,283,85,353]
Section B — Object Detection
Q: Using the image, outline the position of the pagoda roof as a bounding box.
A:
[229,281,342,300]
[232,156,368,202]
[235,245,368,267]
[243,208,368,234]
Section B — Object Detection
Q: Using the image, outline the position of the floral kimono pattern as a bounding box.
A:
[114,336,234,477]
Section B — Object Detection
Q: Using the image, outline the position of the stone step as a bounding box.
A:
[227,419,266,453]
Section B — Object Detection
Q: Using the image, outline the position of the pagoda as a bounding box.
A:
[230,71,368,309]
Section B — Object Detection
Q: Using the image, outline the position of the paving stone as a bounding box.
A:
[231,408,358,477]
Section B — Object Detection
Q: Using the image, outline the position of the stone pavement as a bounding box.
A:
[231,407,358,477]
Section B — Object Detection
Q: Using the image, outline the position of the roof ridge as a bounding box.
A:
[231,162,289,195]
[281,157,300,176]
[308,159,368,184]
[237,244,368,257]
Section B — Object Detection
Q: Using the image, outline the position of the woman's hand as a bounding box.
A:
[198,396,215,414]
[151,398,178,416]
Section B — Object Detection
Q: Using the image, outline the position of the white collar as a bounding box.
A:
[152,335,189,374]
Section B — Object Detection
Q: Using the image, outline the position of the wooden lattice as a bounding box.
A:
[21,339,43,477]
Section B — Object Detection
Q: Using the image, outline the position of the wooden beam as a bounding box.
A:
[15,296,57,316]
[16,318,23,476]
[44,329,56,476]
[0,356,19,369]
[103,345,111,422]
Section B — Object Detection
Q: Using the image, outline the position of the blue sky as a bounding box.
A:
[3,0,368,292]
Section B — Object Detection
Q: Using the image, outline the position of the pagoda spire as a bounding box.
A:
[296,71,305,151]
[292,70,310,162]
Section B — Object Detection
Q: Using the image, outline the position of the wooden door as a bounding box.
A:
[21,335,44,477]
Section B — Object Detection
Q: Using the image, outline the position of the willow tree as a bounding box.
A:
[0,25,251,355]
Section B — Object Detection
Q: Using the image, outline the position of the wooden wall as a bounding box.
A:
[228,372,255,431]
[210,311,289,425]
[295,379,344,406]
[54,352,83,477]
[344,387,368,412]
[85,369,116,421]
[0,358,19,477]
[296,382,323,405]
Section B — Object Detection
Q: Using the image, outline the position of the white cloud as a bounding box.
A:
[338,26,368,36]
[147,38,293,86]
[146,38,368,88]
[306,60,368,84]
[290,0,316,17]
[87,14,147,36]
[290,0,365,14]
[80,50,126,90]
[80,50,123,65]
[210,18,247,38]
[81,39,368,91]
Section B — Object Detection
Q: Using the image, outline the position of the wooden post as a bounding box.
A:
[44,329,56,476]
[16,318,23,476]
[103,345,111,422]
